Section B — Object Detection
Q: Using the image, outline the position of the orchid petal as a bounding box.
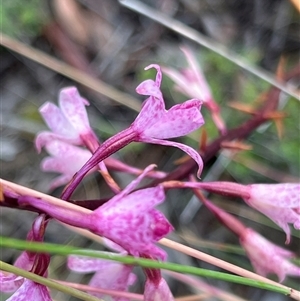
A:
[68,255,114,273]
[43,140,91,159]
[136,79,162,99]
[68,255,135,300]
[41,141,93,189]
[142,99,203,139]
[6,280,52,301]
[39,102,77,138]
[35,132,81,153]
[180,46,213,101]
[94,185,173,259]
[106,164,157,202]
[0,274,23,293]
[249,184,300,208]
[246,183,300,243]
[58,87,91,135]
[141,138,203,177]
[145,64,163,86]
[240,229,300,282]
[89,264,134,300]
[102,185,165,212]
[133,95,165,132]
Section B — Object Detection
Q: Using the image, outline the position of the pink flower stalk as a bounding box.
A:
[6,279,52,301]
[19,165,174,260]
[0,215,51,298]
[68,254,136,300]
[144,278,174,301]
[190,181,300,243]
[61,64,204,200]
[35,87,97,151]
[240,228,300,282]
[162,46,226,133]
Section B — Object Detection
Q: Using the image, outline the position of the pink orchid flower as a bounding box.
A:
[61,64,204,200]
[68,254,136,300]
[19,165,173,260]
[36,87,166,191]
[192,182,300,243]
[162,46,225,133]
[144,278,174,301]
[240,228,300,282]
[0,215,51,299]
[35,87,96,152]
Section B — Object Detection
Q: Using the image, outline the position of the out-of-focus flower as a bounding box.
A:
[162,46,225,133]
[19,165,173,260]
[247,183,300,243]
[61,64,204,200]
[41,140,93,190]
[191,192,300,282]
[190,181,300,243]
[0,215,51,299]
[0,251,34,293]
[68,254,136,300]
[6,279,52,301]
[240,228,300,282]
[144,278,174,301]
[35,87,97,151]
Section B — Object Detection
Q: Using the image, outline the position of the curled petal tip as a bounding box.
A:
[144,64,160,71]
[145,164,157,172]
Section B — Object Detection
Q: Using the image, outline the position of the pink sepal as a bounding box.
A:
[240,229,300,282]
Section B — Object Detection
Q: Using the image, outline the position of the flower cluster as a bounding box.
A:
[2,55,300,301]
[60,64,204,200]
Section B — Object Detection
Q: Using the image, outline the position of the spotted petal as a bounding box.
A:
[6,280,52,301]
[58,87,91,135]
[240,229,300,282]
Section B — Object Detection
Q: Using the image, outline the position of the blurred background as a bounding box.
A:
[1,0,299,300]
